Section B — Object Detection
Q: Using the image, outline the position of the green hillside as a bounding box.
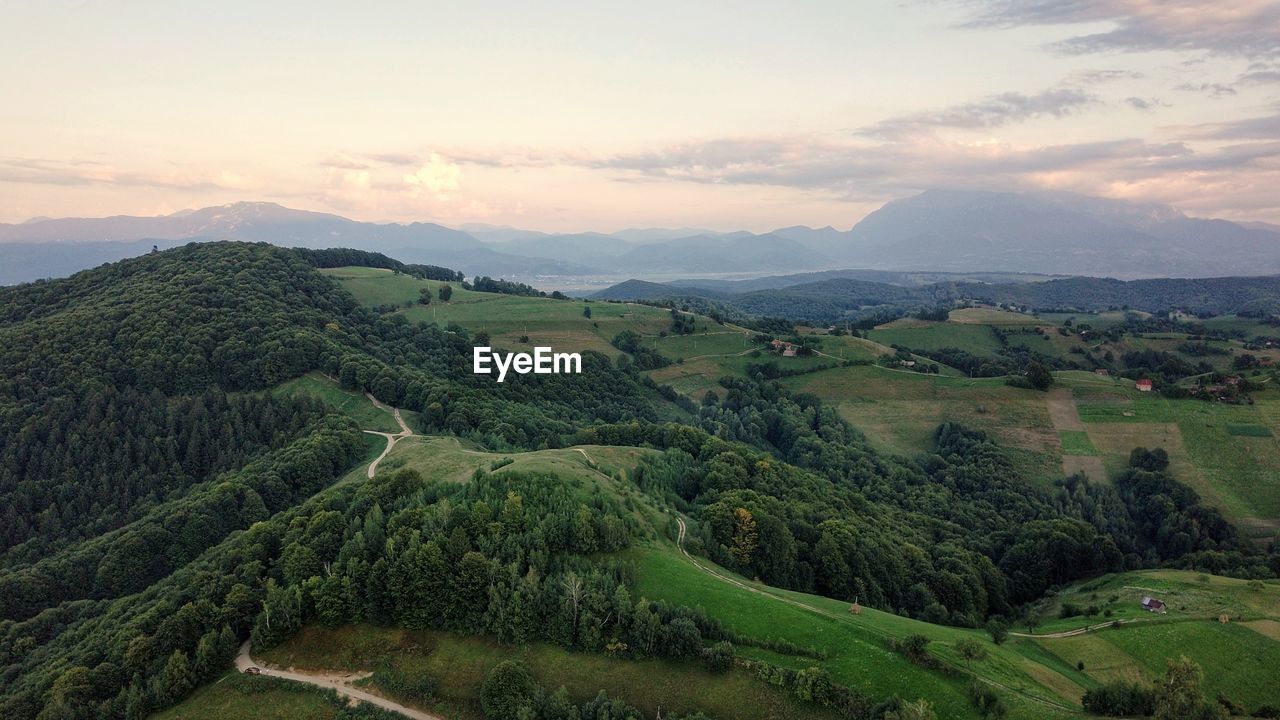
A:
[5,248,1277,720]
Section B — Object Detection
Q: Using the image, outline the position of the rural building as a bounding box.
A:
[1094,369,1110,376]
[770,339,798,357]
[1135,379,1154,392]
[1140,596,1167,613]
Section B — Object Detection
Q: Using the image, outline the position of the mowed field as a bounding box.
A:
[322,266,724,357]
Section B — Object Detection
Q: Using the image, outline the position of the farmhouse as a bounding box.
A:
[1094,368,1110,376]
[1135,379,1154,392]
[1140,596,1167,613]
[770,339,798,357]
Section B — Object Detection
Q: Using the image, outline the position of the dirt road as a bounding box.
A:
[235,642,441,720]
[362,393,414,479]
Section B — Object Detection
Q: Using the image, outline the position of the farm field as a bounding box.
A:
[867,319,1005,355]
[1038,621,1280,711]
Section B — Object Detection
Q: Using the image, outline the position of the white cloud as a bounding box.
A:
[403,153,461,197]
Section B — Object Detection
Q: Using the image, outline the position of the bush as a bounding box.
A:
[479,661,539,719]
[966,681,1007,719]
[701,641,734,672]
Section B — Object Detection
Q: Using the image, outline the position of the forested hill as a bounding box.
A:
[0,241,655,619]
[593,273,1280,323]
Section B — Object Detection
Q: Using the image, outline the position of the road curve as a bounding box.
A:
[235,642,442,720]
[362,394,414,479]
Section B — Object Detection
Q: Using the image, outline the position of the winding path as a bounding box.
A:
[672,516,1084,714]
[361,393,414,479]
[235,642,441,720]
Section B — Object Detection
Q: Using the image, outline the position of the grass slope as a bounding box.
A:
[256,625,839,720]
[323,266,719,358]
[275,371,404,433]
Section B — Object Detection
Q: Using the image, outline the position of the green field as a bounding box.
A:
[628,541,1086,719]
[867,319,1005,355]
[1059,430,1098,456]
[154,673,346,720]
[949,307,1042,325]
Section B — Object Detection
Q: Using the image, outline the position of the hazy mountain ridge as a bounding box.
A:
[5,190,1280,285]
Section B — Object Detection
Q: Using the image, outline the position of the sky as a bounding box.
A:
[1,0,1278,232]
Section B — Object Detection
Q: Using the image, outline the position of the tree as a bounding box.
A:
[1154,656,1224,720]
[886,699,938,720]
[418,287,432,305]
[664,617,702,658]
[154,650,193,707]
[955,637,987,670]
[1026,361,1054,391]
[986,618,1009,645]
[438,284,453,301]
[479,660,539,719]
[583,306,592,319]
[730,507,758,565]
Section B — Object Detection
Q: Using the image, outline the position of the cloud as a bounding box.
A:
[1124,96,1166,111]
[1175,82,1238,97]
[858,86,1097,139]
[0,156,253,192]
[320,154,370,170]
[1239,69,1280,85]
[1172,112,1280,140]
[954,0,1280,59]
[367,152,420,167]
[402,153,461,197]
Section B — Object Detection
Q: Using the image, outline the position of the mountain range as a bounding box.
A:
[4,190,1280,285]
